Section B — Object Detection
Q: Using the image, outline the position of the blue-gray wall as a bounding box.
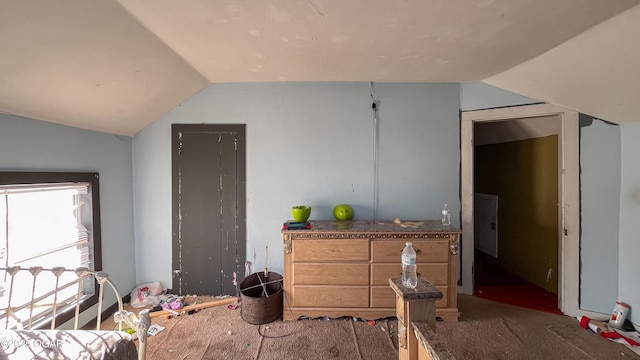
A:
[0,113,136,307]
[620,121,640,325]
[460,81,537,111]
[133,82,461,287]
[579,117,620,313]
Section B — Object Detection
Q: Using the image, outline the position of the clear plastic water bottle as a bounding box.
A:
[441,203,451,226]
[402,242,417,288]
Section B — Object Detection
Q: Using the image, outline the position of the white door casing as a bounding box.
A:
[461,103,580,317]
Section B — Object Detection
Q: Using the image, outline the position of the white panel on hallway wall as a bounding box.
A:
[474,193,498,258]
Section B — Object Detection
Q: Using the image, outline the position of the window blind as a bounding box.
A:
[0,182,88,195]
[1,182,91,268]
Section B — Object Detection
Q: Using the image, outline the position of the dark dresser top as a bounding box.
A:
[389,277,444,301]
[282,220,460,234]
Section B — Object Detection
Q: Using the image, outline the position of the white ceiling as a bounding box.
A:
[1,0,639,135]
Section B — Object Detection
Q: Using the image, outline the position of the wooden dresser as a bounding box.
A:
[282,220,460,321]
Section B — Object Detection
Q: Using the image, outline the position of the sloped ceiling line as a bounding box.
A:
[0,0,638,135]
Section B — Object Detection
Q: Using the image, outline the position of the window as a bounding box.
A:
[0,172,101,329]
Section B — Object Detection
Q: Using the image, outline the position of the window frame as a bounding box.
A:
[0,171,102,329]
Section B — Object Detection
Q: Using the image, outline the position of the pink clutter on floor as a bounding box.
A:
[130,281,166,308]
[160,294,185,310]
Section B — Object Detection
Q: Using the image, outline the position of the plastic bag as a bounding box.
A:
[130,281,166,308]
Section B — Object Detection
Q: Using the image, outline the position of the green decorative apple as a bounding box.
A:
[292,205,311,222]
[333,204,354,221]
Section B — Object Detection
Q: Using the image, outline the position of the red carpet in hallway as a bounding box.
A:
[474,252,563,315]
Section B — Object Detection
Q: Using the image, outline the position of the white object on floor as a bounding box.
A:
[610,329,640,356]
[147,324,165,337]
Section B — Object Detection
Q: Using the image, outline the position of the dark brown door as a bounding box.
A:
[171,124,246,296]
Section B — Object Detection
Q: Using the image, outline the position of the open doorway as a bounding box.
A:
[472,123,561,314]
[461,104,581,317]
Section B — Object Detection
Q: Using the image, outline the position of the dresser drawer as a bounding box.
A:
[292,286,369,307]
[371,240,449,263]
[293,239,369,262]
[293,263,369,285]
[370,285,448,308]
[370,263,448,285]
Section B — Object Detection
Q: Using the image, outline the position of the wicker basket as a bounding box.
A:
[239,272,283,324]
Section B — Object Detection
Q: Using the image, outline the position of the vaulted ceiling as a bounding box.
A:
[1,1,639,135]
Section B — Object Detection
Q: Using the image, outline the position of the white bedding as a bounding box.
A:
[0,329,138,360]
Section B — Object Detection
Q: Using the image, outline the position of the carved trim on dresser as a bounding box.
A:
[449,234,459,255]
[287,232,452,240]
[283,233,292,254]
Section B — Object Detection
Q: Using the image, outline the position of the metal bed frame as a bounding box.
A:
[0,266,150,360]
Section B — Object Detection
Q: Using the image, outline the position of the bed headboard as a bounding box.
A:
[0,266,149,360]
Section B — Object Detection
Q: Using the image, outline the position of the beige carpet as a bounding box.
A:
[147,310,397,359]
[102,295,640,360]
[102,296,398,360]
[436,295,640,360]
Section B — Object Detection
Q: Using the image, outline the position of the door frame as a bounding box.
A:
[461,103,580,316]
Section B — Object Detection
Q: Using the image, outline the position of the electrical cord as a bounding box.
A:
[256,287,300,338]
[370,82,379,221]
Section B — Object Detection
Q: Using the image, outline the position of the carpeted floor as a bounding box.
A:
[102,296,398,360]
[102,295,639,359]
[437,295,639,360]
